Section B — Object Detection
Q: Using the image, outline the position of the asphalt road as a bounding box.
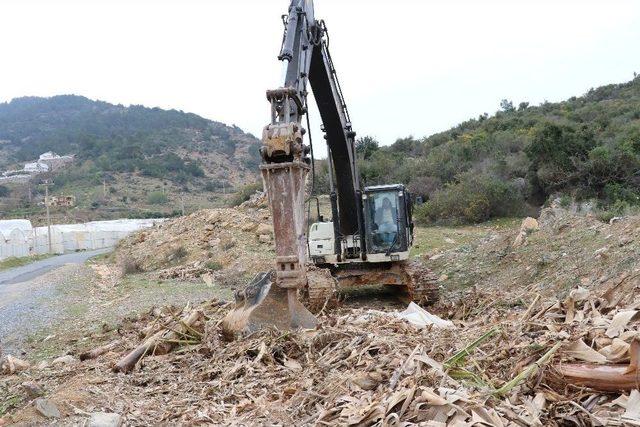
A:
[1,248,112,355]
[0,248,112,287]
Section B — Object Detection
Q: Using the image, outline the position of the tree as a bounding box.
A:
[355,136,379,160]
[518,102,529,111]
[390,136,418,155]
[0,185,9,197]
[500,99,515,112]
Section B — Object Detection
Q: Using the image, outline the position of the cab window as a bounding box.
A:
[368,191,398,252]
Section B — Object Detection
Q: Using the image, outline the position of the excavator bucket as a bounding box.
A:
[222,138,317,334]
[222,271,316,335]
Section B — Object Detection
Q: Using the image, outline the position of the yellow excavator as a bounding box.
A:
[223,0,439,333]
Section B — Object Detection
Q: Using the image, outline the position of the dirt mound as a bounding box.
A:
[115,205,274,285]
[427,205,640,302]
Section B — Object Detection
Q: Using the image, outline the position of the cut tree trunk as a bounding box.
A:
[113,309,203,373]
[79,340,120,361]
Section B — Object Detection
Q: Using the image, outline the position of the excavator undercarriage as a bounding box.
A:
[304,261,440,311]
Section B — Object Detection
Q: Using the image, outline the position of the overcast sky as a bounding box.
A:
[0,0,638,158]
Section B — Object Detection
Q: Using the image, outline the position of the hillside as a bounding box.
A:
[346,76,640,224]
[0,95,262,219]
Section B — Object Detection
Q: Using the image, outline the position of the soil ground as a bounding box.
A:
[2,202,639,425]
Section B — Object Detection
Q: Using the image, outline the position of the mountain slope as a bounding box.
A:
[351,76,640,223]
[0,95,262,218]
[0,95,261,183]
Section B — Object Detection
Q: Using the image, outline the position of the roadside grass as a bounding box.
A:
[0,254,53,271]
[86,251,113,263]
[411,217,520,257]
[0,394,21,417]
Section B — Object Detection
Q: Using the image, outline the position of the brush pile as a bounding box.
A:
[3,206,640,425]
[25,267,635,426]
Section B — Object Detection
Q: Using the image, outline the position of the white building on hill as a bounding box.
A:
[38,152,74,170]
[23,161,50,173]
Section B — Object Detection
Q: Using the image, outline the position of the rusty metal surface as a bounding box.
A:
[222,271,317,334]
[261,161,310,291]
[304,267,338,311]
[333,268,403,288]
[219,157,318,333]
[326,260,440,305]
[261,122,303,159]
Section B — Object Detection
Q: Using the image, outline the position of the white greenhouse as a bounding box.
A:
[0,218,163,261]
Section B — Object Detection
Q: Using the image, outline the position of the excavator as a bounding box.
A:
[223,0,439,333]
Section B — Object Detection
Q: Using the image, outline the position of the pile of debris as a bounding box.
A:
[4,265,640,425]
[3,206,640,425]
[115,205,274,283]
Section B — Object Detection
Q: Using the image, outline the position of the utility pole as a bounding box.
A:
[41,180,53,254]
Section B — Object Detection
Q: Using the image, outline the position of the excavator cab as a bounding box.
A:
[362,184,413,259]
[309,184,414,264]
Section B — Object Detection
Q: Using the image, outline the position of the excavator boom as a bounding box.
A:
[223,0,358,332]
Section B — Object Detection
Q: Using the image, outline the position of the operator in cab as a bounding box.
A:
[375,197,398,244]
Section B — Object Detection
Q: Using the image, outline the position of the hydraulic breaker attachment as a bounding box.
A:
[222,110,317,334]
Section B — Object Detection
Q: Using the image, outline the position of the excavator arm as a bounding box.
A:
[267,0,364,255]
[223,0,363,332]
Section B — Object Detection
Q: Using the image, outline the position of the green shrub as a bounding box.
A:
[415,173,525,225]
[0,185,9,197]
[595,200,630,223]
[205,260,223,271]
[229,182,263,206]
[147,191,168,205]
[559,195,572,208]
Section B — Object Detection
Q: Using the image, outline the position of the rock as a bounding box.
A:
[89,412,122,427]
[202,273,214,287]
[429,253,444,261]
[594,247,609,259]
[513,232,526,247]
[513,217,540,247]
[444,237,455,244]
[1,355,30,374]
[438,274,448,282]
[34,398,60,419]
[36,360,50,370]
[619,236,633,247]
[21,381,44,398]
[258,234,271,244]
[521,217,540,232]
[609,216,623,224]
[52,355,77,366]
[255,223,273,236]
[240,221,258,232]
